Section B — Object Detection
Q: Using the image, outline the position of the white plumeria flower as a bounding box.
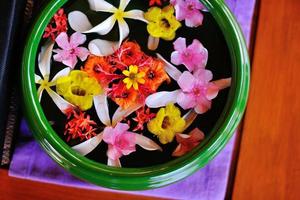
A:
[35,41,74,114]
[68,0,147,56]
[72,96,162,168]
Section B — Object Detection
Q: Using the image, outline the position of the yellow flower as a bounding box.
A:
[144,5,181,41]
[147,104,186,144]
[56,70,102,111]
[122,65,145,90]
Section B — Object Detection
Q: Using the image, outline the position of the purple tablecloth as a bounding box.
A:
[9,1,256,199]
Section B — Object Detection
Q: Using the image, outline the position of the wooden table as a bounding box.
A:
[1,0,300,199]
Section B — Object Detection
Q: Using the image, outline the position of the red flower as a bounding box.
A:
[149,0,163,6]
[109,82,138,109]
[43,9,68,41]
[133,107,156,131]
[64,108,98,142]
[172,128,205,157]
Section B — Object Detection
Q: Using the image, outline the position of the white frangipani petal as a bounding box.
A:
[47,89,74,114]
[108,158,121,167]
[35,74,42,83]
[37,86,44,102]
[183,109,198,130]
[68,11,93,33]
[38,41,54,78]
[148,35,159,51]
[156,53,182,81]
[88,39,119,56]
[117,20,129,46]
[84,15,116,35]
[146,90,180,108]
[119,0,130,11]
[112,104,143,126]
[72,132,104,156]
[125,10,148,23]
[88,0,116,12]
[94,94,111,126]
[212,78,231,90]
[51,67,70,82]
[135,134,162,151]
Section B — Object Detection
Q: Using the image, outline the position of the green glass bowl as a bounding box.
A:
[22,0,249,190]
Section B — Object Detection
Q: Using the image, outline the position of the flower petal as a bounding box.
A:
[72,132,103,156]
[135,133,162,151]
[156,53,182,81]
[88,0,116,12]
[173,37,186,51]
[38,41,54,78]
[84,15,116,35]
[55,32,71,50]
[212,78,231,90]
[75,47,90,61]
[148,35,160,51]
[94,94,111,126]
[37,86,44,102]
[178,71,195,92]
[206,84,219,100]
[146,90,180,108]
[47,89,74,114]
[51,67,70,82]
[119,0,130,11]
[177,91,196,110]
[68,11,93,32]
[112,103,143,126]
[88,39,118,56]
[107,145,122,160]
[70,32,87,47]
[183,109,198,130]
[125,10,148,23]
[107,158,121,167]
[35,74,42,83]
[194,100,211,114]
[117,19,129,46]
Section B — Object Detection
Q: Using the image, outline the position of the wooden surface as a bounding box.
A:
[0,169,165,200]
[232,0,300,199]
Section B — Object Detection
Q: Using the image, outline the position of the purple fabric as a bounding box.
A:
[9,1,256,199]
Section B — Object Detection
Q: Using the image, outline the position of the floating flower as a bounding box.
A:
[141,59,170,91]
[171,37,208,72]
[171,0,205,27]
[83,55,122,88]
[145,5,181,41]
[177,69,219,114]
[110,82,138,109]
[122,65,146,90]
[53,32,89,68]
[68,0,147,46]
[172,128,205,157]
[43,9,68,41]
[103,123,136,161]
[133,107,156,131]
[148,103,186,144]
[35,41,73,114]
[64,108,97,142]
[56,70,102,111]
[115,41,146,67]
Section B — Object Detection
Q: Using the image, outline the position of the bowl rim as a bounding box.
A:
[22,0,250,190]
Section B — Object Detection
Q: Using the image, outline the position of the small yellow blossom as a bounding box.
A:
[147,103,186,144]
[56,70,102,111]
[122,65,145,90]
[144,5,181,41]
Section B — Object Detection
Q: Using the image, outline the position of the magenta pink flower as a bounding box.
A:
[103,123,136,161]
[171,0,205,27]
[177,69,219,114]
[53,32,89,68]
[171,37,208,72]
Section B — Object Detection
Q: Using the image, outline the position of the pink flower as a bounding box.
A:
[172,128,205,157]
[53,32,89,68]
[103,123,136,161]
[171,37,208,72]
[171,0,205,27]
[177,69,219,114]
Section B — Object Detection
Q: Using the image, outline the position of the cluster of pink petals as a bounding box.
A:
[171,0,205,27]
[177,69,219,114]
[172,128,205,157]
[103,123,136,161]
[53,32,89,68]
[171,37,208,72]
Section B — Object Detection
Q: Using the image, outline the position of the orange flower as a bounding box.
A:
[83,55,121,87]
[110,83,138,109]
[142,59,170,91]
[116,41,146,66]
